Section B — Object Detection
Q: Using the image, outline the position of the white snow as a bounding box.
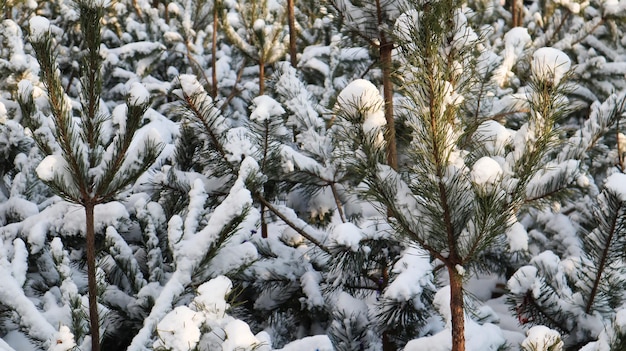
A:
[300,271,324,309]
[222,320,261,351]
[495,27,531,87]
[476,120,514,155]
[275,335,333,351]
[521,326,563,351]
[250,95,286,122]
[128,82,150,106]
[508,266,540,298]
[29,16,50,42]
[48,326,76,351]
[532,48,571,85]
[553,0,581,13]
[194,275,232,318]
[605,173,626,201]
[253,19,265,31]
[406,286,506,350]
[471,156,503,186]
[36,155,69,182]
[153,306,202,351]
[11,239,28,287]
[506,222,529,252]
[127,159,256,351]
[329,222,363,251]
[384,247,433,308]
[336,79,386,137]
[179,74,206,96]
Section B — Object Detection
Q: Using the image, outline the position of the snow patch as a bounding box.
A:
[275,335,333,351]
[506,222,529,252]
[222,320,261,351]
[471,157,503,186]
[29,16,50,42]
[250,95,285,122]
[384,247,433,307]
[508,266,540,298]
[48,326,76,351]
[521,326,563,351]
[605,173,626,201]
[153,306,202,351]
[336,79,386,139]
[36,155,68,182]
[128,82,150,106]
[532,48,571,85]
[329,222,363,251]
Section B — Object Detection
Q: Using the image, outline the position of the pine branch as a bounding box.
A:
[582,190,626,314]
[256,196,330,253]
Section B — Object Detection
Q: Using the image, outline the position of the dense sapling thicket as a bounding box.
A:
[0,0,624,350]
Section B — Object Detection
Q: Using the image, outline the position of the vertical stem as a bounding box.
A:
[511,0,518,27]
[330,182,346,223]
[375,0,397,170]
[448,265,466,351]
[85,202,100,351]
[287,0,297,67]
[380,41,397,170]
[211,4,219,99]
[259,58,265,95]
[261,205,268,238]
[382,331,396,351]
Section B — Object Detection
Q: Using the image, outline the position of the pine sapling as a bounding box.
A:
[29,3,162,351]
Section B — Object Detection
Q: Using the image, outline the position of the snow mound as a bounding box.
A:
[250,95,286,122]
[384,247,433,307]
[48,326,76,351]
[275,335,333,351]
[128,82,150,106]
[506,222,529,252]
[532,48,571,85]
[29,16,50,42]
[521,326,563,351]
[336,79,386,135]
[471,157,503,186]
[222,320,262,351]
[605,173,626,201]
[153,306,202,351]
[476,120,513,154]
[329,222,363,251]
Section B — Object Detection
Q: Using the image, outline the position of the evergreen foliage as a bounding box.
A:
[0,0,625,350]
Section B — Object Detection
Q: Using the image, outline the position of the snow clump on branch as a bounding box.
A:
[532,47,571,86]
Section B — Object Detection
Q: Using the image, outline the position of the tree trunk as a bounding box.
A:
[211,5,218,99]
[375,0,397,170]
[382,331,396,351]
[448,265,465,351]
[259,57,265,96]
[380,40,397,170]
[287,0,297,67]
[85,202,100,351]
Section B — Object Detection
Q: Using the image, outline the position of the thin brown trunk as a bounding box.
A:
[380,41,396,170]
[287,0,297,67]
[329,182,346,223]
[259,58,265,95]
[261,207,268,238]
[85,202,100,351]
[211,5,218,99]
[382,331,396,351]
[375,0,397,170]
[511,0,518,27]
[448,266,465,351]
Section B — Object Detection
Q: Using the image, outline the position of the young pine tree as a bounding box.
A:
[334,0,584,350]
[29,3,162,350]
